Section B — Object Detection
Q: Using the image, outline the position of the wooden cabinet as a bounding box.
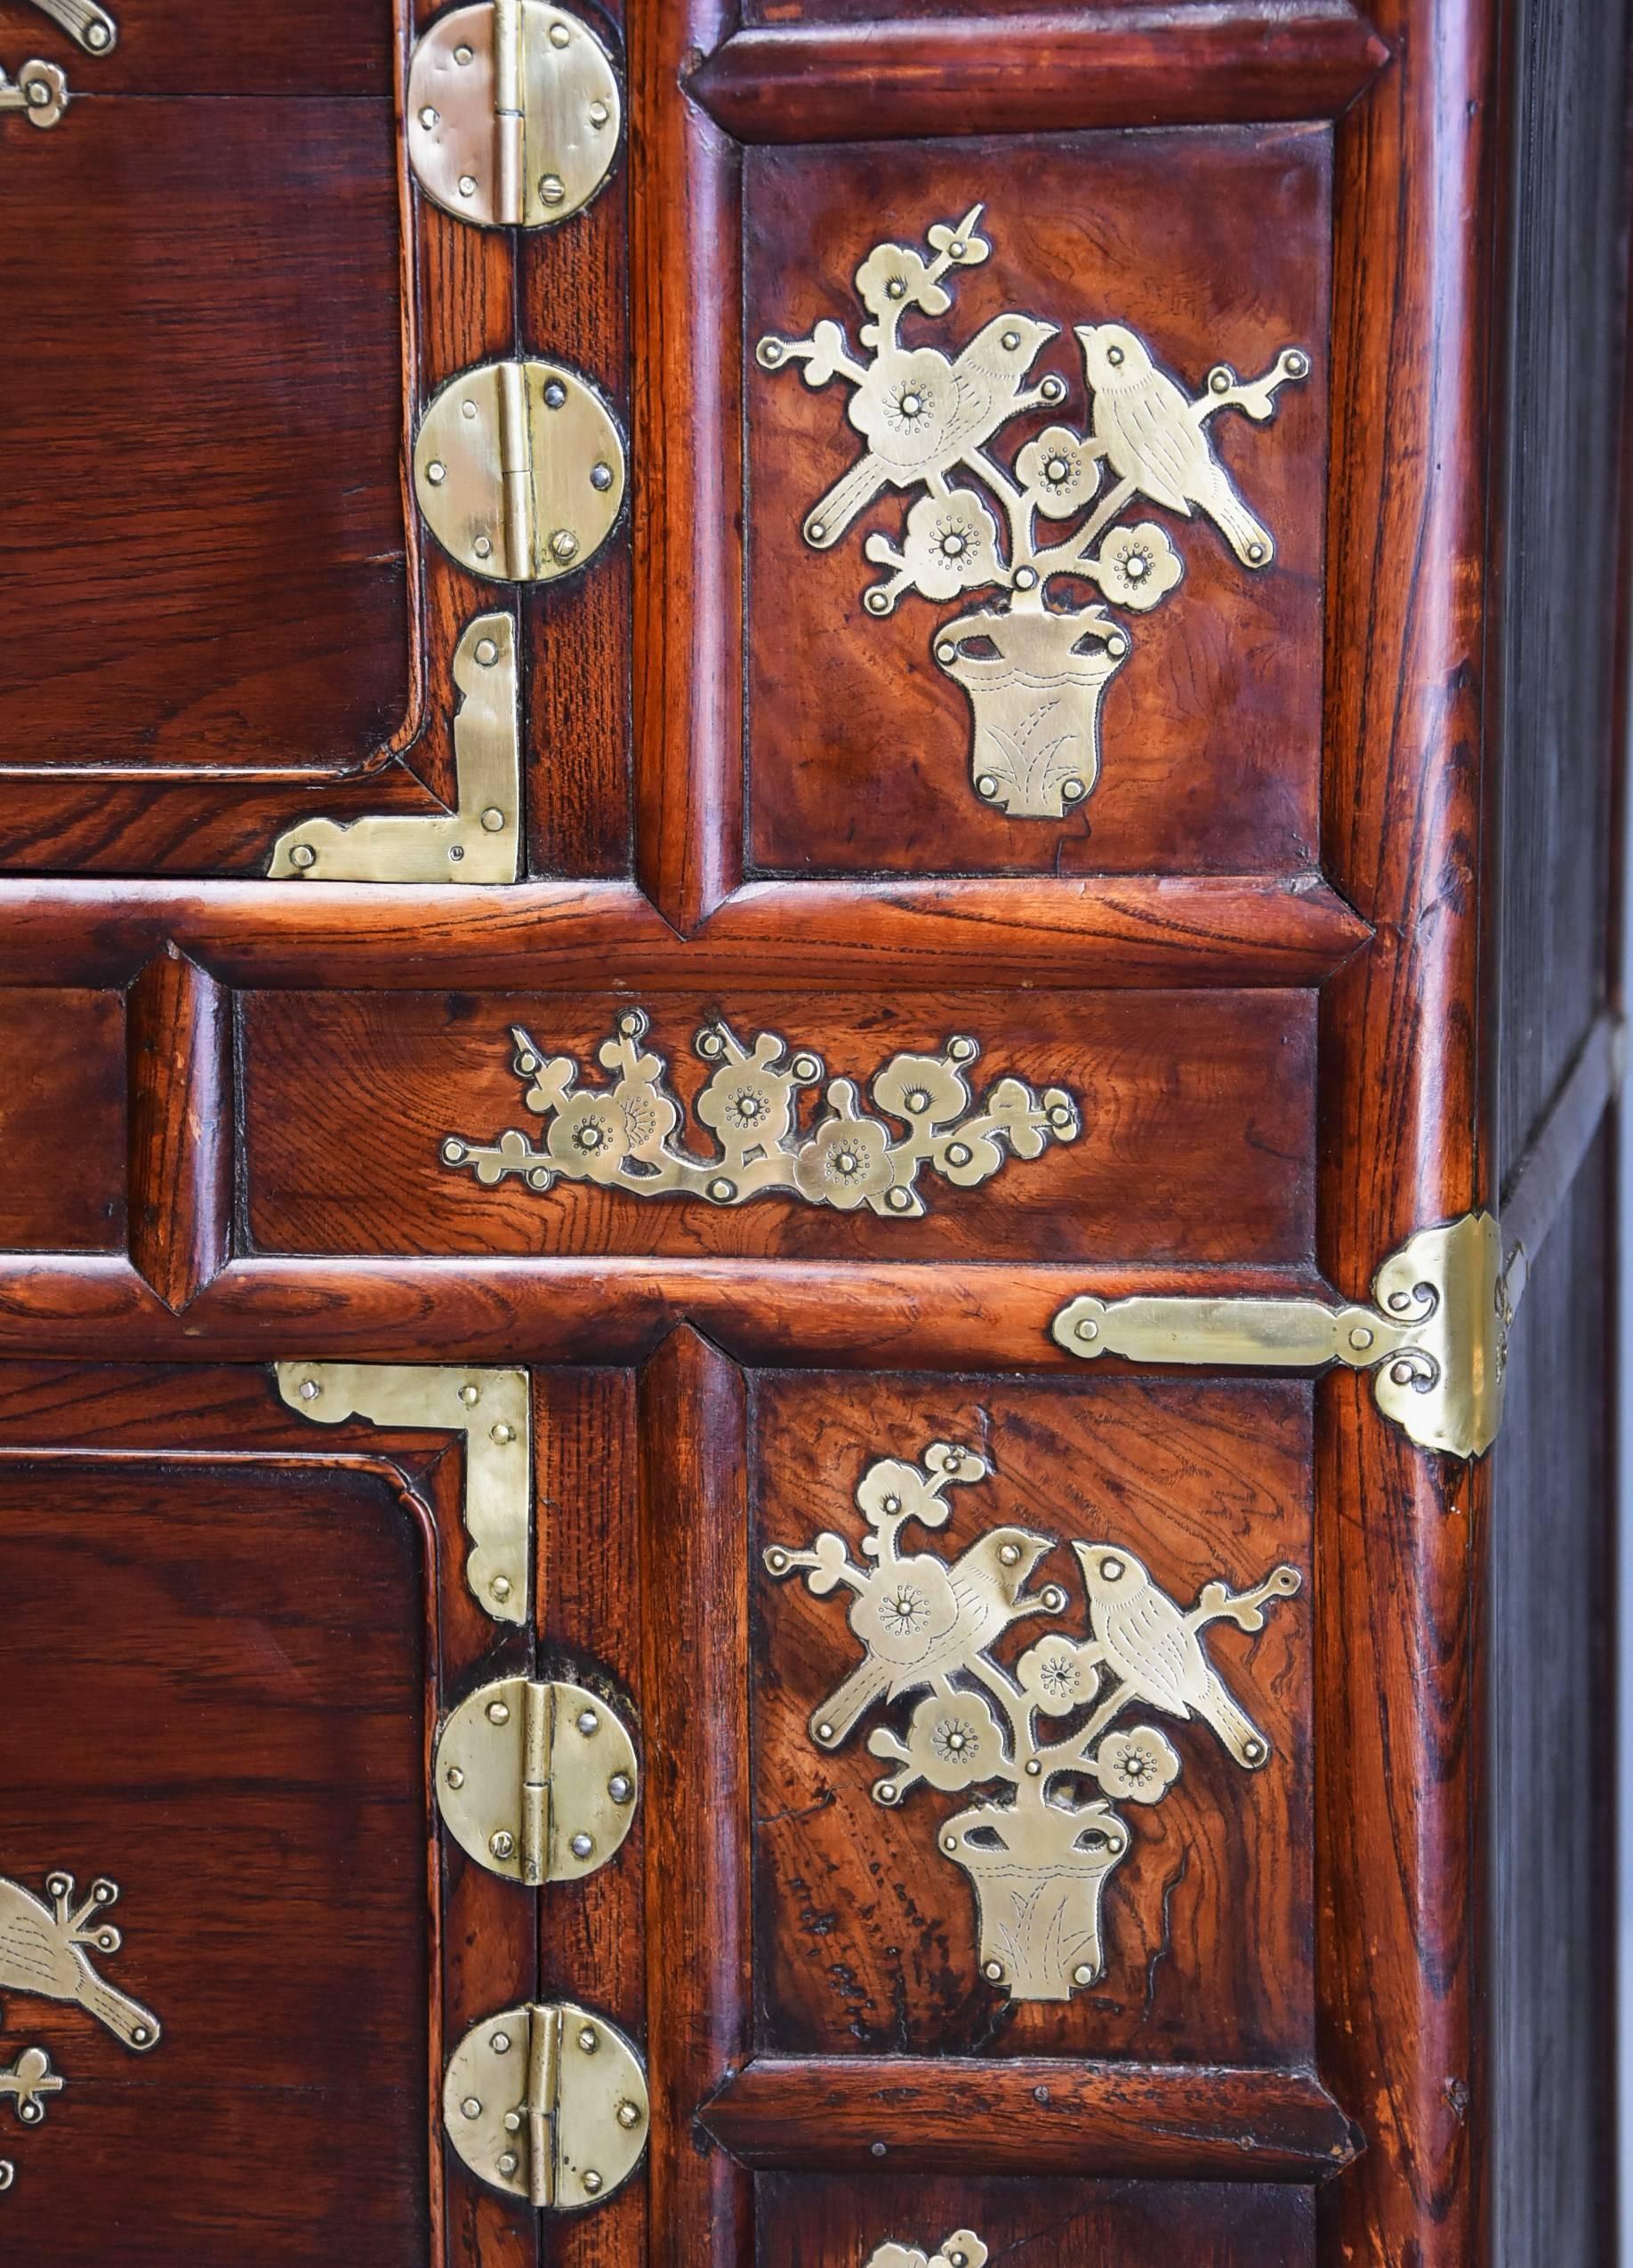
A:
[0,0,1624,2263]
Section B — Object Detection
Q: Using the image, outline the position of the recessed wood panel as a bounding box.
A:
[0,1455,430,2264]
[754,2173,1315,2268]
[240,987,1315,1265]
[0,97,408,785]
[744,128,1329,876]
[0,989,125,1251]
[751,1374,1314,2063]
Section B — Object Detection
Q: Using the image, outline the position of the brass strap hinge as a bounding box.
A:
[1052,1212,1517,1460]
[443,2001,648,2211]
[435,1675,640,1886]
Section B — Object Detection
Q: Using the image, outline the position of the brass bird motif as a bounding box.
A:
[1075,1543,1272,1767]
[0,1870,161,2051]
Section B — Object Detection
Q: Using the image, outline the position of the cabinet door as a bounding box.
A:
[0,0,1612,2264]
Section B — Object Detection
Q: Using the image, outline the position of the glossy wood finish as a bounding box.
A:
[238,986,1315,1266]
[0,988,125,1251]
[125,949,231,1309]
[744,129,1330,878]
[693,7,1388,140]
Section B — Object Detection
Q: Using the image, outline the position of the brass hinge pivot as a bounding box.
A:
[1052,1212,1516,1459]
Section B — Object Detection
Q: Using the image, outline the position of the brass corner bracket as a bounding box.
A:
[276,1361,532,1622]
[268,614,521,884]
[1052,1212,1516,1460]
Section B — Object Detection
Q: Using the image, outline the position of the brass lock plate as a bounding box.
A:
[443,2001,648,2210]
[436,1676,639,1885]
[408,0,620,229]
[414,358,626,583]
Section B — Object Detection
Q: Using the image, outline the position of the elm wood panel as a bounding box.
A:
[706,2058,1359,2179]
[1493,0,1631,1177]
[1315,0,1498,2256]
[750,1374,1313,2064]
[701,7,1388,138]
[125,948,231,1310]
[0,1256,1338,1368]
[744,130,1329,880]
[1490,1133,1615,2268]
[0,1455,430,2266]
[753,2172,1315,2268]
[0,987,125,1251]
[0,873,1370,989]
[638,1331,753,2268]
[630,0,743,929]
[0,100,409,778]
[239,987,1315,1266]
[21,0,393,94]
[521,40,634,881]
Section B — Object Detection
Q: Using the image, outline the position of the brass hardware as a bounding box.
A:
[407,0,620,230]
[765,1442,1298,2003]
[269,613,520,883]
[0,1870,161,2050]
[1052,1211,1514,1460]
[442,1009,1081,1217]
[443,2001,649,2210]
[0,57,68,126]
[0,2047,62,2129]
[757,205,1308,817]
[436,1676,640,1886]
[414,359,625,583]
[275,1361,532,1624]
[21,1,116,52]
[866,2238,987,2268]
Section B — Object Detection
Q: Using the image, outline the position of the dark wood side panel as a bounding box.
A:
[1493,0,1633,1178]
[1490,1125,1616,2267]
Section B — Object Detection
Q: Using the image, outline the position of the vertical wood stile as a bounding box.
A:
[629,0,744,931]
[1317,0,1500,2261]
[638,1329,753,2266]
[125,946,233,1312]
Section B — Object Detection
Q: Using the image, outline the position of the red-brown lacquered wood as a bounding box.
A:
[125,947,231,1310]
[703,2055,1360,2180]
[629,0,743,929]
[0,988,125,1252]
[0,875,1368,990]
[689,6,1390,142]
[637,1331,752,2268]
[1314,0,1499,2257]
[0,1256,1336,1366]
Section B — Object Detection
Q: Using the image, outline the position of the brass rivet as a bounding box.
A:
[448,844,464,862]
[461,2096,482,2119]
[1062,778,1087,802]
[425,461,446,486]
[497,2151,519,2177]
[503,2110,523,2134]
[589,99,609,126]
[289,842,317,871]
[550,528,580,562]
[298,1377,321,1401]
[577,2026,599,2054]
[1390,1359,1415,1384]
[946,1143,972,1167]
[490,1574,512,1602]
[808,520,826,542]
[887,1187,913,1210]
[984,1960,1004,1982]
[86,21,110,45]
[540,174,566,205]
[1073,1963,1094,1986]
[582,2171,603,2194]
[490,1830,516,1860]
[490,2031,511,2054]
[132,2025,151,2047]
[1075,1318,1098,1341]
[1014,565,1038,589]
[459,1381,481,1404]
[944,1834,958,1852]
[608,1773,633,1802]
[974,775,997,799]
[419,105,438,129]
[480,807,506,832]
[707,1177,736,1203]
[458,175,477,198]
[550,19,571,44]
[490,1421,516,1444]
[576,1709,599,1735]
[570,1832,593,1859]
[462,399,478,420]
[455,44,473,62]
[816,1722,834,1742]
[473,535,494,559]
[1349,1325,1375,1350]
[543,380,567,408]
[1026,1758,1042,1775]
[999,1542,1021,1566]
[591,462,614,491]
[616,2099,640,2129]
[446,1765,465,1789]
[487,1700,511,1725]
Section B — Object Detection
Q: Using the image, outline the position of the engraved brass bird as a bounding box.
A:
[0,1870,161,2051]
[1078,321,1276,568]
[802,1524,1056,1749]
[1074,1544,1273,1767]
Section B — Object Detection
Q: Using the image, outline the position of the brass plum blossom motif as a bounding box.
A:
[757,205,1310,818]
[764,1443,1299,2002]
[866,2235,987,2268]
[440,1009,1080,1217]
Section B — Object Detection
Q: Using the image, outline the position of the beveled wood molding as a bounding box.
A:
[125,946,231,1313]
[0,873,1369,990]
[688,4,1392,145]
[701,2055,1363,2182]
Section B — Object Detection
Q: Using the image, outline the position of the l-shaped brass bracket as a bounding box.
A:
[1052,1213,1516,1460]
